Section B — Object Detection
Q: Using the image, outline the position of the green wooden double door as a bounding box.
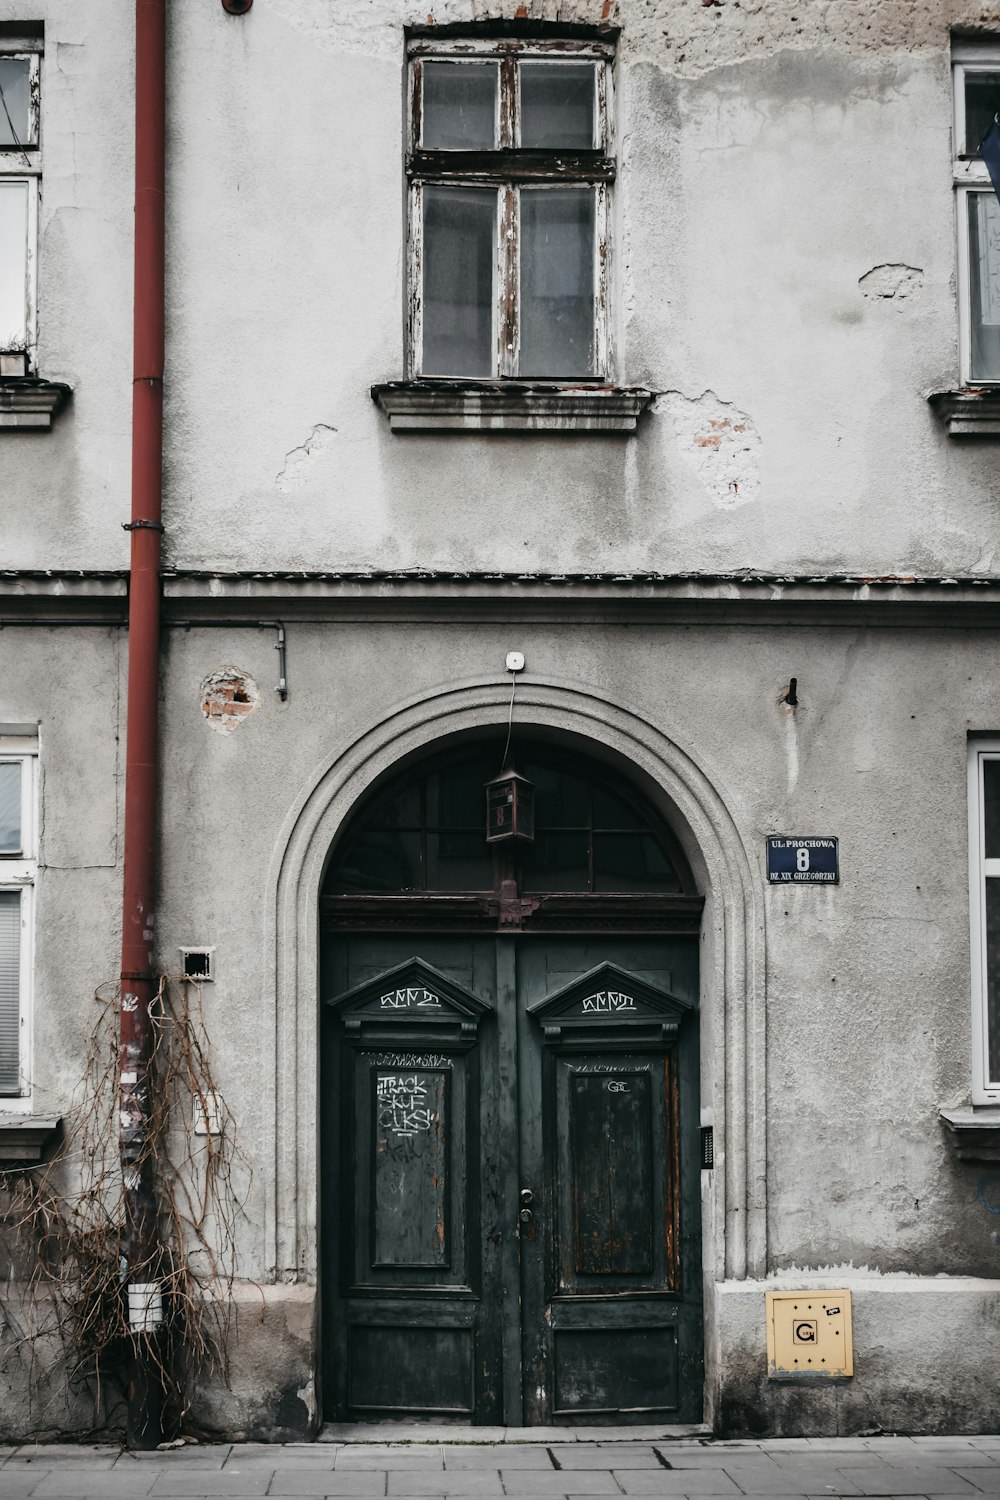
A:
[322,933,703,1425]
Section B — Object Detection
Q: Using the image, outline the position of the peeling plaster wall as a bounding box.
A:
[152,0,985,576]
[10,0,1000,1442]
[2,1,133,572]
[113,618,1000,1439]
[7,0,1000,576]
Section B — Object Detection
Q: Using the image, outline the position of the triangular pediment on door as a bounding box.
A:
[527,961,694,1040]
[325,957,491,1035]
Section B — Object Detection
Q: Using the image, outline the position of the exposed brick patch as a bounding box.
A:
[201,668,261,734]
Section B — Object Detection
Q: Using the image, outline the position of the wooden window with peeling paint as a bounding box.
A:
[954,40,1000,385]
[0,37,39,377]
[406,33,615,382]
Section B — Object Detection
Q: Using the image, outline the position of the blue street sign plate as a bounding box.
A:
[766,836,839,884]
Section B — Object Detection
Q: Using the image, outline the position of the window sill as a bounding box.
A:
[0,376,71,430]
[0,1113,60,1166]
[371,380,655,433]
[928,388,1000,436]
[939,1105,1000,1161]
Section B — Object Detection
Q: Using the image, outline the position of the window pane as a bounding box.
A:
[987,879,1000,1083]
[968,193,1000,381]
[370,784,422,830]
[524,761,589,828]
[0,764,20,853]
[965,71,1000,155]
[985,761,1000,859]
[592,785,645,831]
[423,62,497,150]
[519,187,595,377]
[0,180,27,352]
[593,833,682,893]
[332,831,423,893]
[427,832,493,891]
[0,892,20,1095]
[427,763,488,829]
[422,186,496,377]
[520,831,589,892]
[520,62,596,149]
[0,58,31,149]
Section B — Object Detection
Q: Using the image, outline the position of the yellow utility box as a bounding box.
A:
[765,1289,853,1379]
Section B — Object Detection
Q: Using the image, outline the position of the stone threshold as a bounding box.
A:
[318,1424,711,1443]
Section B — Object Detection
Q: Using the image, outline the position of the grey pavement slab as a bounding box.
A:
[951,1475,1000,1492]
[444,1448,555,1469]
[149,1471,272,1497]
[615,1472,742,1495]
[338,1456,445,1471]
[120,1451,234,1469]
[6,1449,120,1470]
[720,1465,862,1494]
[30,1475,158,1498]
[0,1476,49,1499]
[385,1474,505,1496]
[499,1474,622,1496]
[268,1476,389,1496]
[552,1447,666,1470]
[836,1469,980,1496]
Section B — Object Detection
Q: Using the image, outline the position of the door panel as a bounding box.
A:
[556,1054,672,1288]
[322,932,702,1425]
[323,938,504,1421]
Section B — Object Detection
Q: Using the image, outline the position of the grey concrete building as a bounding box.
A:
[2,0,1000,1445]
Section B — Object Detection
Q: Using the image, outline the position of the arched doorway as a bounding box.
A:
[320,737,704,1426]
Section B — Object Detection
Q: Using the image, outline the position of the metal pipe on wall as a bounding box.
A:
[119,0,166,1451]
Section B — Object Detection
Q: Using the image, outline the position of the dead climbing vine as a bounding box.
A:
[0,976,249,1437]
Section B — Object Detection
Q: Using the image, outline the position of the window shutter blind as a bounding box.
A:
[0,891,21,1094]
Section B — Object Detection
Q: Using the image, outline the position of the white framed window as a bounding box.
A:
[0,735,37,1104]
[0,40,40,377]
[967,739,1000,1103]
[405,32,615,382]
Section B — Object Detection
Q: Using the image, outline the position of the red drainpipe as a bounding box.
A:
[119,0,166,1450]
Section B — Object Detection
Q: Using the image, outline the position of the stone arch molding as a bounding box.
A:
[264,676,766,1288]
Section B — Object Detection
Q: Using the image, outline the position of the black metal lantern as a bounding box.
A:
[485,763,535,844]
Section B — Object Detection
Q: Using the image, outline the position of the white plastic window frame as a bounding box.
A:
[405,35,616,384]
[0,45,40,373]
[0,738,36,1107]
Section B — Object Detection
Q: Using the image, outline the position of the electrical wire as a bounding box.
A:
[499,670,516,772]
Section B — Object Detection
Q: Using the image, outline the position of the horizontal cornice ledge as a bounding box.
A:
[0,378,72,430]
[929,387,1000,435]
[158,571,1000,626]
[0,1116,60,1166]
[371,380,655,433]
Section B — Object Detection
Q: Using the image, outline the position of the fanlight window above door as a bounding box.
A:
[324,741,695,909]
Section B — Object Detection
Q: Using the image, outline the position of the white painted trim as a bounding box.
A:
[969,741,1000,1104]
[0,749,36,1107]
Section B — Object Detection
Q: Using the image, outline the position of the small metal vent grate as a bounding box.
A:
[180,948,214,982]
[700,1125,714,1170]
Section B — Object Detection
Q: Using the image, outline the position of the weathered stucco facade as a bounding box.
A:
[4,0,1000,1442]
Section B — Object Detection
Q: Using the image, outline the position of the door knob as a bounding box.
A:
[519,1187,534,1226]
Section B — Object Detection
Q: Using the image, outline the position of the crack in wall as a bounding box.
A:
[276,424,338,494]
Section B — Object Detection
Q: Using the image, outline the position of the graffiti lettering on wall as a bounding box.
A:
[580,990,636,1014]
[379,988,442,1009]
[370,1052,452,1069]
[378,1073,437,1138]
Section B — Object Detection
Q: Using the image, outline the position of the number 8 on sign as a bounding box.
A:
[796,847,810,872]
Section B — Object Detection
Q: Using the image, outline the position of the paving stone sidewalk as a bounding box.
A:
[2,1435,1000,1500]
